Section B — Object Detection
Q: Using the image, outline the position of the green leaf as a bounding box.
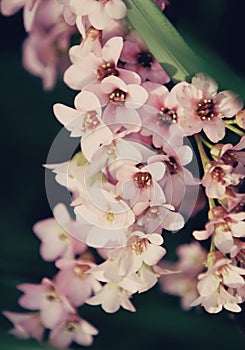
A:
[125,0,245,98]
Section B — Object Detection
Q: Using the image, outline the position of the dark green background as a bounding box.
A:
[0,0,244,349]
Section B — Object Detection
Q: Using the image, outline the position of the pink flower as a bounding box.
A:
[22,0,75,89]
[219,187,245,212]
[202,161,241,199]
[153,0,169,11]
[174,73,243,142]
[64,36,140,90]
[148,136,199,209]
[160,242,207,310]
[18,278,75,329]
[191,254,245,313]
[49,313,98,348]
[55,258,101,307]
[86,283,135,313]
[62,0,127,30]
[137,204,184,234]
[74,189,135,248]
[53,91,113,161]
[236,109,245,130]
[3,311,44,342]
[1,0,42,31]
[84,75,148,135]
[120,30,170,84]
[138,82,183,147]
[193,206,245,254]
[33,203,87,261]
[191,285,243,313]
[116,161,166,215]
[211,136,245,176]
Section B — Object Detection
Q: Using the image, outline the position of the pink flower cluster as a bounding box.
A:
[2,0,245,348]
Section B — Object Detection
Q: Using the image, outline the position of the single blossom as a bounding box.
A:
[49,313,98,348]
[193,206,245,254]
[64,36,140,90]
[138,82,183,147]
[86,282,135,313]
[84,75,148,135]
[174,72,243,142]
[53,90,113,161]
[202,161,241,199]
[17,278,75,329]
[116,161,166,215]
[3,311,44,342]
[120,30,170,84]
[33,203,87,261]
[55,257,101,307]
[58,0,127,30]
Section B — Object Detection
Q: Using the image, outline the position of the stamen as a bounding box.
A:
[133,171,152,188]
[156,107,178,125]
[45,291,60,303]
[109,89,126,103]
[82,110,100,131]
[137,51,153,68]
[65,321,79,333]
[196,98,217,121]
[211,167,226,185]
[104,210,115,224]
[221,150,238,168]
[165,156,178,175]
[97,62,119,81]
[131,239,148,255]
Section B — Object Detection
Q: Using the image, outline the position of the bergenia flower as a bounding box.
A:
[53,90,113,161]
[18,278,75,329]
[193,206,245,254]
[3,312,44,342]
[202,161,241,199]
[120,30,170,84]
[33,203,87,261]
[116,161,166,215]
[74,188,135,248]
[49,314,98,348]
[84,75,148,135]
[1,0,42,31]
[64,36,140,90]
[86,282,135,313]
[174,72,243,142]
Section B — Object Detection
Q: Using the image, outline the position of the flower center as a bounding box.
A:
[137,51,153,68]
[104,210,115,224]
[211,166,226,184]
[97,62,119,81]
[221,150,238,168]
[156,107,178,125]
[165,156,178,175]
[45,290,60,303]
[131,239,148,255]
[74,265,90,278]
[65,321,79,333]
[58,231,70,243]
[109,89,127,103]
[133,171,152,188]
[196,98,216,120]
[147,207,160,221]
[82,110,100,131]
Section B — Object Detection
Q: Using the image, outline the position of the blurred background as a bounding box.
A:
[0,0,245,349]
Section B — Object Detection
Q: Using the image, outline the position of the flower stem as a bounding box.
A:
[194,134,210,170]
[225,123,245,137]
[199,135,213,149]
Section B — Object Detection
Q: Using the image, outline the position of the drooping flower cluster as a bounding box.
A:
[2,0,245,348]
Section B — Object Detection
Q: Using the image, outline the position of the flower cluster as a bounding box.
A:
[2,0,245,348]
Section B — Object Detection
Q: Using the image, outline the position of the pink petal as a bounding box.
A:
[193,229,211,240]
[125,84,148,109]
[74,91,101,114]
[144,244,166,265]
[102,36,123,64]
[105,0,127,20]
[197,274,219,297]
[203,118,225,143]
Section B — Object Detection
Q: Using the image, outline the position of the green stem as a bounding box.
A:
[194,134,210,170]
[225,123,245,137]
[199,135,213,149]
